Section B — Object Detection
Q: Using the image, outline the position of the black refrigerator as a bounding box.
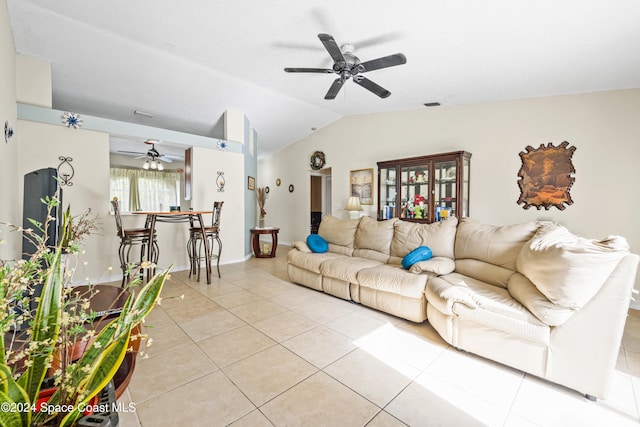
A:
[22,167,62,258]
[20,167,62,318]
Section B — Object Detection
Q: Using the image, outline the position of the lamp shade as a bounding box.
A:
[346,196,363,212]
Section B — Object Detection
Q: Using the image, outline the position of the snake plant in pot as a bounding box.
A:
[0,196,170,426]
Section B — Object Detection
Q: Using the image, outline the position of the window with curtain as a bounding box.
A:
[110,167,181,212]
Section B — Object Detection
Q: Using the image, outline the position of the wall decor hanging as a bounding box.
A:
[310,151,326,170]
[289,184,294,193]
[247,176,255,190]
[349,168,374,205]
[216,171,225,192]
[61,112,83,129]
[276,178,281,186]
[4,121,13,143]
[517,141,576,210]
[57,156,75,186]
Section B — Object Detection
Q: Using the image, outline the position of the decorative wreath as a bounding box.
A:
[310,151,326,170]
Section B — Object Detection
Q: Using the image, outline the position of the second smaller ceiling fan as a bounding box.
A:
[117,140,184,170]
[284,33,407,100]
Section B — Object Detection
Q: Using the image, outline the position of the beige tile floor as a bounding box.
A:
[113,247,640,426]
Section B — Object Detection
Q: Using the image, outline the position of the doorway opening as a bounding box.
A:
[310,168,332,234]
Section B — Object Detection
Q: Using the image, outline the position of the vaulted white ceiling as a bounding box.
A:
[6,0,640,158]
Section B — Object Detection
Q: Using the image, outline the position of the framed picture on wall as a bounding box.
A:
[350,168,374,205]
[248,176,255,190]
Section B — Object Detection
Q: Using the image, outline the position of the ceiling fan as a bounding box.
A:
[284,33,407,100]
[118,140,183,170]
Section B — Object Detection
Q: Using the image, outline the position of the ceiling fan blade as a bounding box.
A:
[354,77,391,98]
[162,153,185,160]
[284,67,334,73]
[354,32,404,49]
[359,53,407,73]
[158,155,174,163]
[318,33,346,64]
[118,150,145,155]
[325,78,345,100]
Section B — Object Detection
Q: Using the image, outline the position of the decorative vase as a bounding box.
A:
[258,216,265,228]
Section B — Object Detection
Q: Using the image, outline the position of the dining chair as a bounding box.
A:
[187,201,223,280]
[111,200,158,287]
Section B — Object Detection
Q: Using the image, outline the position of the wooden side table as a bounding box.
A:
[250,227,280,258]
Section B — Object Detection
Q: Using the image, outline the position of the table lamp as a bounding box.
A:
[346,196,363,219]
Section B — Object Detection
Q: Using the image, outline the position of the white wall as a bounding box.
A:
[17,119,111,283]
[0,0,19,259]
[260,88,640,294]
[191,146,246,263]
[15,55,51,108]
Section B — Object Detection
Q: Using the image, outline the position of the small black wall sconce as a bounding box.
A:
[216,171,225,192]
[4,121,13,143]
[58,156,75,186]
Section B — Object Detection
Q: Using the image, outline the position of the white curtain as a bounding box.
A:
[110,167,180,211]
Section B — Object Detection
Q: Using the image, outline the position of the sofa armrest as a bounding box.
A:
[409,257,455,275]
[292,241,312,253]
[425,276,478,315]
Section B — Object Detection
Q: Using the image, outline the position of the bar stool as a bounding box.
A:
[111,200,158,287]
[188,201,223,280]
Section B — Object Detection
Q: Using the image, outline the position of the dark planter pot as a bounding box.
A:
[38,379,119,426]
[77,380,119,427]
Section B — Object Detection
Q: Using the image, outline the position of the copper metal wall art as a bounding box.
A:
[517,141,576,210]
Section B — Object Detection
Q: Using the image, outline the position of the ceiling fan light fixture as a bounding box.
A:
[143,160,150,170]
[157,162,164,171]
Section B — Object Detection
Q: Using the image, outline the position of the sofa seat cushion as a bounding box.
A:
[357,264,430,299]
[517,223,630,309]
[319,257,383,284]
[287,249,347,274]
[455,218,540,270]
[427,273,550,345]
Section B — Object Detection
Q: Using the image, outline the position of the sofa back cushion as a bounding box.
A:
[516,223,629,309]
[318,215,360,256]
[454,218,540,271]
[389,217,457,264]
[353,216,397,262]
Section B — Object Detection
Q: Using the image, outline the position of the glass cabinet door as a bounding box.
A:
[379,166,397,219]
[461,155,470,218]
[401,164,429,219]
[434,159,457,221]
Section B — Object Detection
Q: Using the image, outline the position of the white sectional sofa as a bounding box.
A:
[287,215,639,400]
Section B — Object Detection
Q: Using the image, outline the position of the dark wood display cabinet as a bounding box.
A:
[377,151,471,223]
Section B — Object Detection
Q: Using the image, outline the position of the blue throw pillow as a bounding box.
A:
[307,234,329,253]
[402,246,433,270]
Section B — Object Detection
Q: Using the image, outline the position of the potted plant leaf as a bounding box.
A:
[0,196,170,426]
